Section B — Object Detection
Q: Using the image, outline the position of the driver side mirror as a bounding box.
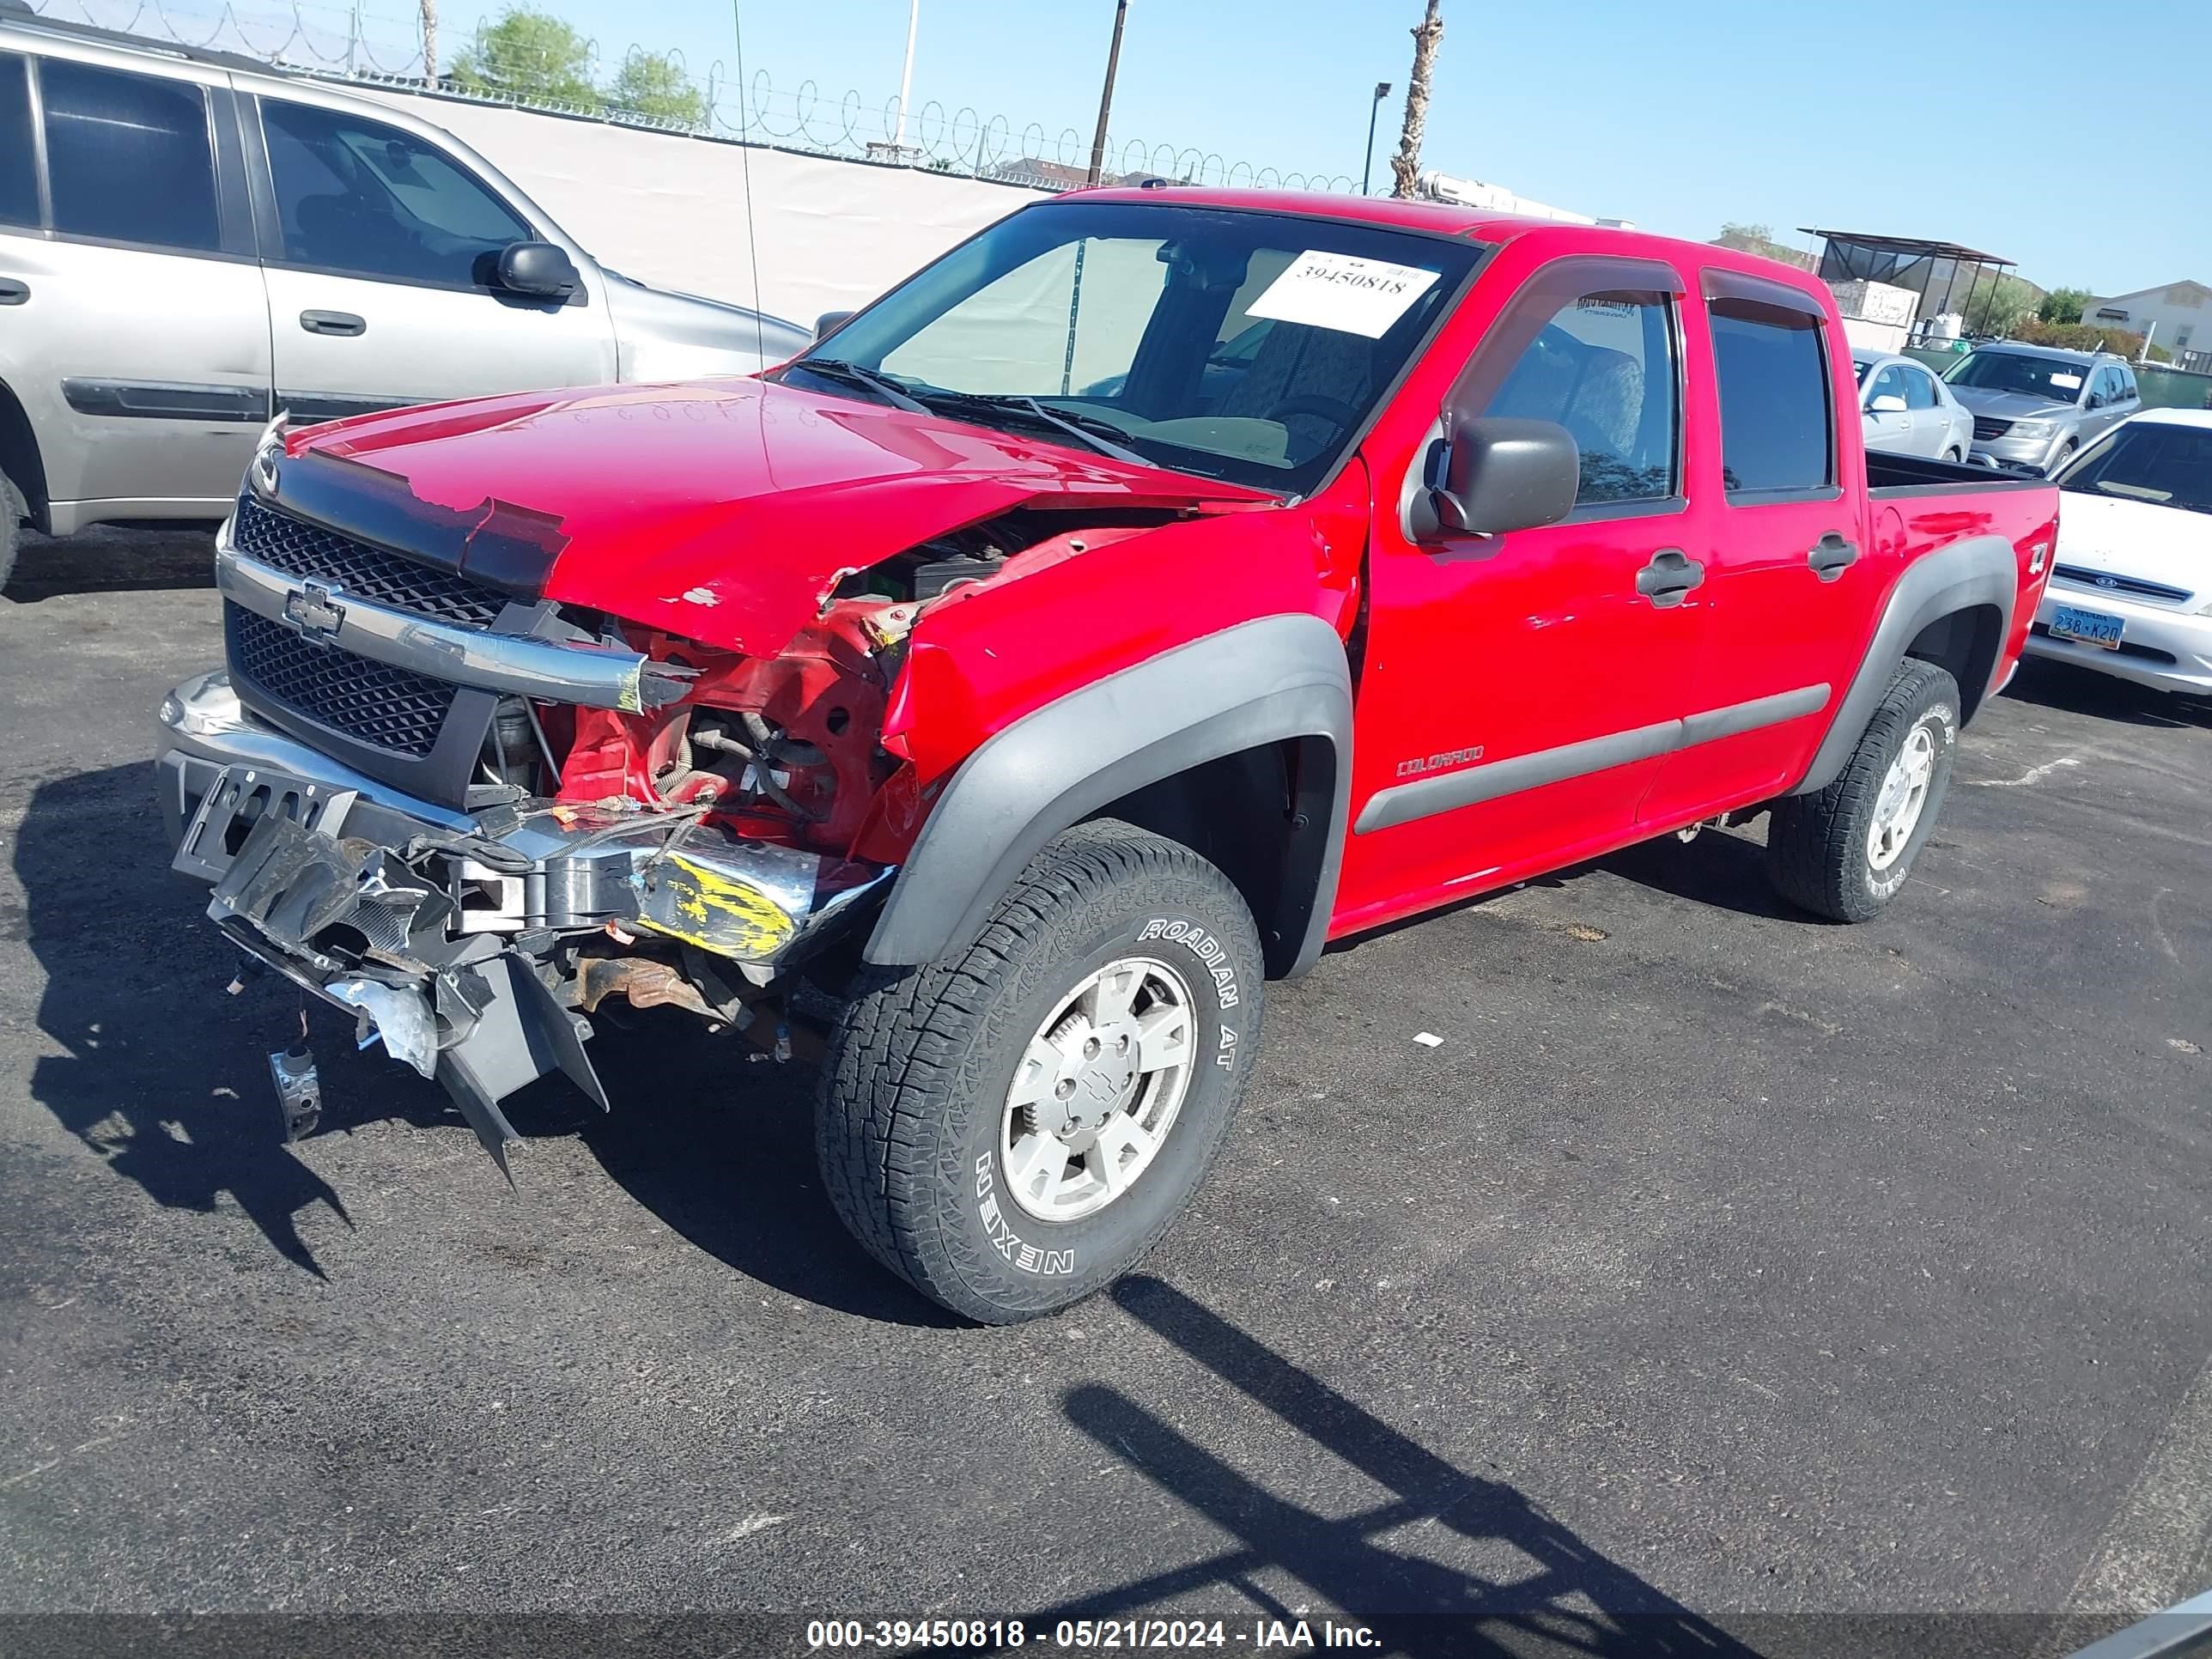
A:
[815,310,856,342]
[1868,393,1908,414]
[1423,416,1580,538]
[495,240,579,299]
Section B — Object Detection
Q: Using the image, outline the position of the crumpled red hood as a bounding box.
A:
[295,376,1268,656]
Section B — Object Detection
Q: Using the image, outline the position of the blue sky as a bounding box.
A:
[427,0,2204,295]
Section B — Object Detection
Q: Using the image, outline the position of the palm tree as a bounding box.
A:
[1389,0,1443,200]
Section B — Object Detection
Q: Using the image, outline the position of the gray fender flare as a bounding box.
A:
[1790,532,2017,797]
[864,613,1354,975]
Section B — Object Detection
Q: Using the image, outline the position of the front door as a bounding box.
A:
[252,94,614,424]
[1335,253,1705,935]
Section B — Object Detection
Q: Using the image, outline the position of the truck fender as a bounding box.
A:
[863,613,1354,975]
[1790,532,2016,797]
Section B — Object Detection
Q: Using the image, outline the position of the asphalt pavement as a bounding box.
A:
[2,527,2209,1657]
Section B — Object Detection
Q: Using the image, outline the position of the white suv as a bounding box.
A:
[0,9,808,587]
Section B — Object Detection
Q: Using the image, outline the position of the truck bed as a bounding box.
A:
[1864,450,2051,496]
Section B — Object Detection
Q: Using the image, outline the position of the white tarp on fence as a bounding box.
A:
[361,88,1051,330]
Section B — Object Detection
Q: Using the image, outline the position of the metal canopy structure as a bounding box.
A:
[1799,228,2019,329]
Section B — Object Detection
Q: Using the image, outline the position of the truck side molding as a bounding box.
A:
[864,613,1355,976]
[1790,532,2019,798]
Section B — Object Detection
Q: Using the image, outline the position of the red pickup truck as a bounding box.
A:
[157,190,2058,1322]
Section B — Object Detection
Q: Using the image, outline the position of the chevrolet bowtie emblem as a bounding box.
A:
[283,581,345,640]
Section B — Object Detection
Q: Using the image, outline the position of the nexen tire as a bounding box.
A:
[817,820,1262,1324]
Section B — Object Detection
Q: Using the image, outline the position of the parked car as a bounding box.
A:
[0,9,808,588]
[155,191,2060,1322]
[1854,349,1973,461]
[2025,408,2211,695]
[1943,342,2141,476]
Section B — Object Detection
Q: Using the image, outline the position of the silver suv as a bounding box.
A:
[1944,342,2142,477]
[0,9,809,586]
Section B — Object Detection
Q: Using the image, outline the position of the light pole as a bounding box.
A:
[1085,0,1128,187]
[1362,80,1390,195]
[893,0,919,151]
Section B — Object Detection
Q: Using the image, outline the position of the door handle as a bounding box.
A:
[0,277,27,306]
[300,309,366,337]
[1634,548,1705,609]
[1808,532,1859,582]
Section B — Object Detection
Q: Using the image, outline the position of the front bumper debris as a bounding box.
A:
[158,670,893,1167]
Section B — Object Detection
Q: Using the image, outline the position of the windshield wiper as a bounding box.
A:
[787,358,927,413]
[908,389,1154,466]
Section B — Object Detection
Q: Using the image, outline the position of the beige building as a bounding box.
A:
[2087,280,2212,367]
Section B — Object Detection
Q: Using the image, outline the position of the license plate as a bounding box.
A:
[2049,604,2124,650]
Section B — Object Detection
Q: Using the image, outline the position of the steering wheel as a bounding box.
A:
[1264,394,1359,432]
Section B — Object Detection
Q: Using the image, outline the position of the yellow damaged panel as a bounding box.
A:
[633,853,797,961]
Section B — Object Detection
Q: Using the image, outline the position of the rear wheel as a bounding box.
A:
[1765,660,1960,922]
[817,820,1262,1323]
[0,469,24,594]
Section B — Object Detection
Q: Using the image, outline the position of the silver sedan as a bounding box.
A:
[1853,351,1976,462]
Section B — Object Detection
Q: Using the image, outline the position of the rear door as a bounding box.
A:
[1336,252,1706,931]
[251,94,614,422]
[0,46,270,517]
[1640,270,1869,823]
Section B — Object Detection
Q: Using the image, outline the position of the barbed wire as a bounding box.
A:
[26,0,1362,192]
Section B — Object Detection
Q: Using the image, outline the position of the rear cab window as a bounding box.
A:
[1705,272,1835,499]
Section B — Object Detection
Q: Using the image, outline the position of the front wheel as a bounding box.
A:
[817,821,1263,1323]
[1765,659,1960,922]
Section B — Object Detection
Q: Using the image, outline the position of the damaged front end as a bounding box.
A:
[160,401,1261,1169]
[163,675,890,1169]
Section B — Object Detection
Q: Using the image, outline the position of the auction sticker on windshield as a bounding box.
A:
[1248,250,1441,338]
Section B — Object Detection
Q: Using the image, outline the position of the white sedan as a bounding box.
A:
[1854,350,1975,461]
[2026,408,2212,696]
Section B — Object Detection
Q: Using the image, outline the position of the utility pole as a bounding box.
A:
[419,0,439,85]
[1085,0,1127,188]
[1361,81,1391,196]
[893,0,918,151]
[1389,0,1443,200]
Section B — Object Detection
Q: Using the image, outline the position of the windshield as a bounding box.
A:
[779,201,1481,495]
[1943,351,2088,404]
[2060,421,2212,515]
[1854,359,1875,384]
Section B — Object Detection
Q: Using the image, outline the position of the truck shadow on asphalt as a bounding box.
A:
[15,763,950,1314]
[1034,1275,1765,1656]
[12,765,412,1278]
[4,527,219,604]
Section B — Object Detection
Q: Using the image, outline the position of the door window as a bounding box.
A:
[1866,365,1907,409]
[1710,296,1833,495]
[261,99,533,288]
[0,55,35,228]
[1476,278,1680,507]
[1903,368,1939,410]
[40,59,221,252]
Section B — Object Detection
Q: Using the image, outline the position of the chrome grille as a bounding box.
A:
[1972,416,2013,441]
[2052,564,2193,606]
[226,603,456,757]
[231,495,516,629]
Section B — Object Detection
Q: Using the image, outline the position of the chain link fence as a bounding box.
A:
[27,0,1362,192]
